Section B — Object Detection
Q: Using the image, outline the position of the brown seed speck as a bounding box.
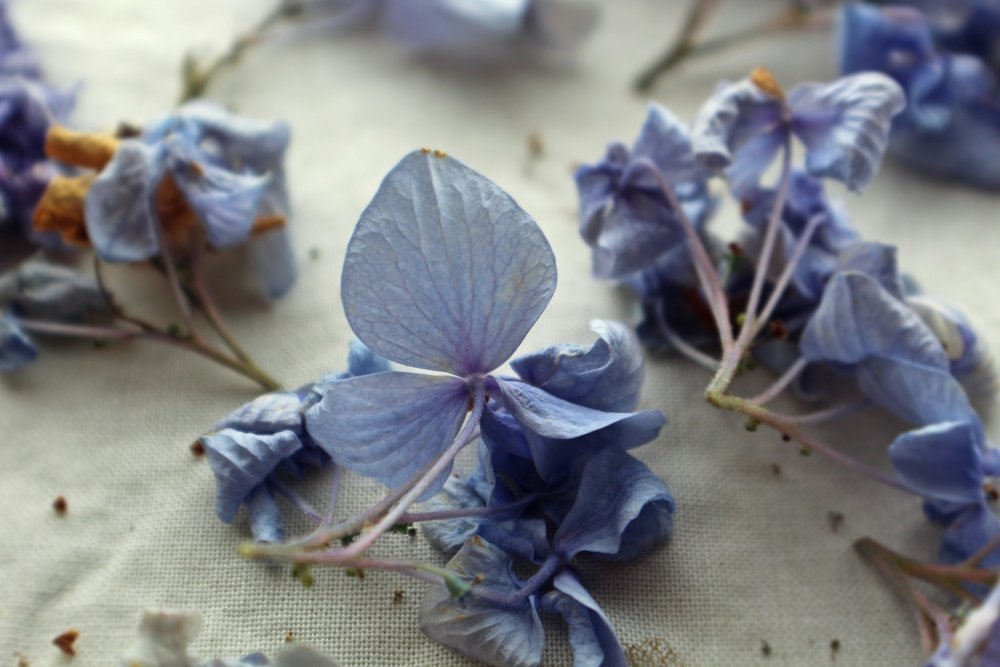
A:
[15,652,30,667]
[985,483,999,502]
[406,526,417,537]
[830,639,841,660]
[471,535,483,547]
[781,434,791,442]
[285,631,294,643]
[760,639,772,657]
[770,463,782,477]
[526,132,544,159]
[473,573,486,584]
[392,589,405,605]
[190,441,205,458]
[433,150,447,159]
[53,630,79,656]
[828,511,845,533]
[421,147,431,154]
[53,496,68,515]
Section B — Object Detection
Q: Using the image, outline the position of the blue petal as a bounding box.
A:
[631,103,706,185]
[525,0,598,51]
[165,138,268,249]
[305,371,469,491]
[213,391,306,435]
[540,572,627,667]
[0,260,109,321]
[419,538,545,667]
[249,227,298,300]
[553,447,675,560]
[0,311,36,372]
[381,0,527,50]
[789,73,905,192]
[575,143,627,247]
[422,468,490,554]
[84,140,166,263]
[800,272,948,369]
[511,320,645,413]
[833,242,903,299]
[245,485,284,543]
[889,419,985,504]
[691,78,785,196]
[856,357,972,426]
[200,429,303,523]
[940,503,1000,566]
[273,645,340,667]
[478,517,552,564]
[341,150,557,376]
[838,5,934,80]
[494,378,644,440]
[346,338,391,377]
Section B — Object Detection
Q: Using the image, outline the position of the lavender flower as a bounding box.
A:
[840,2,1000,188]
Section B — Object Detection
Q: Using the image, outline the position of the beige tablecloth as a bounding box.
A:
[4,1,998,665]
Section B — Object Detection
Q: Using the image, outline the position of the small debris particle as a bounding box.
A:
[624,636,686,666]
[285,630,294,643]
[432,150,447,159]
[308,247,321,261]
[407,526,417,537]
[830,639,841,660]
[471,535,483,547]
[115,122,143,138]
[769,463,782,477]
[53,630,79,656]
[745,418,759,432]
[473,573,486,584]
[526,131,544,159]
[799,446,812,457]
[421,147,431,154]
[750,67,785,100]
[781,434,791,442]
[828,512,845,533]
[768,320,789,340]
[53,496,68,515]
[291,564,314,588]
[986,483,999,502]
[727,242,744,258]
[760,639,772,657]
[190,441,205,457]
[15,652,30,667]
[345,567,365,580]
[392,589,405,605]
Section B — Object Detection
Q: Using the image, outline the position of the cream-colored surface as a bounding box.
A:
[3,1,998,665]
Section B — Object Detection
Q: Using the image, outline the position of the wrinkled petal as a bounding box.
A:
[856,357,972,425]
[801,272,948,369]
[214,391,305,435]
[940,503,1000,566]
[420,538,544,667]
[306,371,469,491]
[0,260,109,321]
[478,517,551,564]
[422,468,490,554]
[583,191,686,280]
[381,0,527,51]
[494,378,642,440]
[540,572,626,667]
[789,72,905,191]
[833,242,903,299]
[166,138,268,249]
[511,320,644,412]
[245,484,283,543]
[249,228,297,300]
[554,446,675,560]
[85,140,165,263]
[631,103,706,185]
[889,419,985,504]
[201,429,303,523]
[341,150,556,376]
[691,77,785,196]
[0,311,37,372]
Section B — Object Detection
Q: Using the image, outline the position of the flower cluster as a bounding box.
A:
[840,1,1000,189]
[119,610,338,667]
[576,67,1000,661]
[0,0,74,252]
[206,150,673,667]
[293,0,598,58]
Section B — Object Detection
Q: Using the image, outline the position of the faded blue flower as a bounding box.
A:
[575,103,712,280]
[201,341,388,540]
[85,101,296,298]
[840,3,1000,188]
[692,69,905,195]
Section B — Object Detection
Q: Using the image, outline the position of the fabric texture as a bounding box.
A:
[2,1,998,665]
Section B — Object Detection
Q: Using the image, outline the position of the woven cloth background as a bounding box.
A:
[3,1,998,665]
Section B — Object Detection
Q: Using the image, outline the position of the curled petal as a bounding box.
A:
[420,538,545,667]
[888,419,985,504]
[245,485,284,543]
[494,378,642,440]
[0,260,109,321]
[249,228,298,300]
[856,357,971,426]
[540,572,627,667]
[341,150,556,375]
[789,72,905,191]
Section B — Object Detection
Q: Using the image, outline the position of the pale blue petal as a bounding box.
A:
[511,320,645,412]
[200,429,303,523]
[856,358,972,426]
[341,150,556,375]
[166,138,268,248]
[0,260,109,321]
[84,140,166,263]
[584,191,685,280]
[213,391,305,435]
[800,272,948,369]
[554,447,675,560]
[381,0,528,50]
[494,378,641,440]
[305,371,469,490]
[575,143,628,245]
[631,103,706,184]
[834,242,903,299]
[691,78,785,195]
[419,538,544,667]
[0,311,36,372]
[346,338,391,377]
[889,420,985,503]
[273,644,340,667]
[245,485,283,543]
[525,0,598,50]
[789,73,905,192]
[478,517,551,563]
[249,228,298,300]
[540,572,627,667]
[422,469,490,554]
